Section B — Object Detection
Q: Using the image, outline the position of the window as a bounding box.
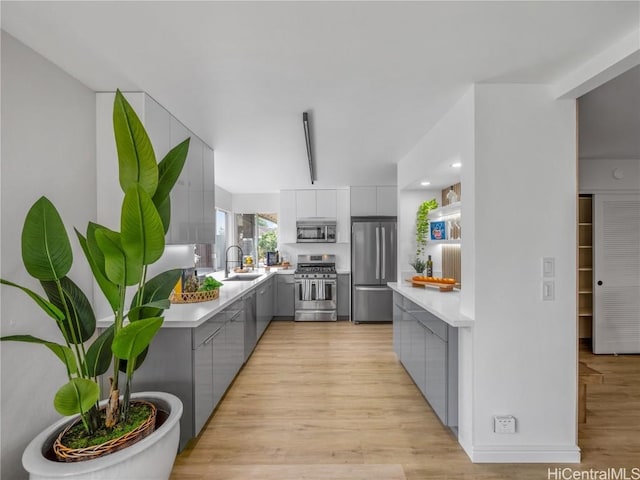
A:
[234,213,278,266]
[214,209,228,271]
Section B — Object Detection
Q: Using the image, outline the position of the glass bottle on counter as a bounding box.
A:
[426,255,433,277]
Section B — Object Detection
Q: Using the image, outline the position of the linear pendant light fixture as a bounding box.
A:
[303,112,315,184]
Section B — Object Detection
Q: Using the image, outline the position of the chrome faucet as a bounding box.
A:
[225,245,244,278]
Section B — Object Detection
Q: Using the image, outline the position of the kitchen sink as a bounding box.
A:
[222,274,263,282]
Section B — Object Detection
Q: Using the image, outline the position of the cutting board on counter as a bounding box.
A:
[406,279,457,292]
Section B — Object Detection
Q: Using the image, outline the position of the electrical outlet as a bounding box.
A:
[494,415,516,434]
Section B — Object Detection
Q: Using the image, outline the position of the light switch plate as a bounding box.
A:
[543,257,555,277]
[543,280,555,301]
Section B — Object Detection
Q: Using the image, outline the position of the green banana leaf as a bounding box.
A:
[129,268,182,320]
[153,138,189,205]
[121,184,165,271]
[54,378,100,417]
[21,196,72,281]
[113,90,158,197]
[41,277,96,343]
[75,226,119,312]
[94,227,128,286]
[118,347,148,374]
[0,279,64,321]
[155,195,171,235]
[112,317,163,362]
[0,335,77,375]
[127,300,170,322]
[84,325,114,378]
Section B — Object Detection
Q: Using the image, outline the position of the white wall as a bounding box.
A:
[0,33,97,479]
[232,193,279,213]
[215,184,233,212]
[397,84,579,463]
[579,158,640,192]
[470,84,578,462]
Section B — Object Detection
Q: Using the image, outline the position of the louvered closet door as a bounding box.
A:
[593,194,640,354]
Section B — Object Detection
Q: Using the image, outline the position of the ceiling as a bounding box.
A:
[2,1,639,193]
[579,65,640,159]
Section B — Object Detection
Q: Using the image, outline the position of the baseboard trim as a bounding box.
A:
[469,444,581,463]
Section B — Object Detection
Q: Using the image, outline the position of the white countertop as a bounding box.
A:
[97,271,277,329]
[387,282,474,328]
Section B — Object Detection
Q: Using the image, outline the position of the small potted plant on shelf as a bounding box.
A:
[1,90,188,479]
[409,257,427,274]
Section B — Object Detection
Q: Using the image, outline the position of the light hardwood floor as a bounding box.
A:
[171,322,640,480]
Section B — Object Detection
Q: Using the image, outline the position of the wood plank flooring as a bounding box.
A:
[171,322,640,479]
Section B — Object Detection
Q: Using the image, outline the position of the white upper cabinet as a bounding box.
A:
[279,190,297,244]
[350,186,377,216]
[316,190,337,218]
[336,189,351,243]
[295,190,317,218]
[376,186,397,216]
[295,189,337,219]
[351,185,397,216]
[97,92,214,245]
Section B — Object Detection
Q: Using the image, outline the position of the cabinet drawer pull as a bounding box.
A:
[204,329,221,345]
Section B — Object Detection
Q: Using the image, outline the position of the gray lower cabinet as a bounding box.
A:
[392,292,458,428]
[275,274,294,317]
[243,291,257,361]
[257,276,274,337]
[124,297,247,451]
[338,273,350,319]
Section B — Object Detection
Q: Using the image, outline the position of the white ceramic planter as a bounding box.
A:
[22,392,183,480]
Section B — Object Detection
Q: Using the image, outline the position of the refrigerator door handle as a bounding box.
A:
[381,226,386,279]
[375,226,380,279]
[355,286,390,292]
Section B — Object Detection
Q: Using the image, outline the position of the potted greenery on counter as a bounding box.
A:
[1,90,188,478]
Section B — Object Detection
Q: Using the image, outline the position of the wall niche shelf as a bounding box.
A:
[577,195,593,339]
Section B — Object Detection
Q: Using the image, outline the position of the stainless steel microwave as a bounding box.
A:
[296,220,337,243]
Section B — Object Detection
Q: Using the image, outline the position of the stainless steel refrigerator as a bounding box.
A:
[351,217,397,323]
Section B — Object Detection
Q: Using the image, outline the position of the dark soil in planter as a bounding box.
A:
[42,406,169,462]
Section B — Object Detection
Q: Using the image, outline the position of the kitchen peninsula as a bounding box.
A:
[388,282,473,430]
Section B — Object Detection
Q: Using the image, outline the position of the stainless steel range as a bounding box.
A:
[294,254,337,321]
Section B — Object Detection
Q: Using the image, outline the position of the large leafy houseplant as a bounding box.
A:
[1,90,189,450]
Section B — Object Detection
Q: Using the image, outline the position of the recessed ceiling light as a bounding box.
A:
[451,162,462,168]
[420,181,431,186]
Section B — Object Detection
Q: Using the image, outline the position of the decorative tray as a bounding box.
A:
[170,289,219,304]
[405,279,457,292]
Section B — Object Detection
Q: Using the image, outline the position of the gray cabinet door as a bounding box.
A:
[409,315,426,393]
[228,309,245,377]
[256,277,273,338]
[338,273,350,318]
[275,275,294,317]
[424,325,447,424]
[244,292,257,361]
[392,293,402,357]
[194,330,217,435]
[211,324,227,408]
